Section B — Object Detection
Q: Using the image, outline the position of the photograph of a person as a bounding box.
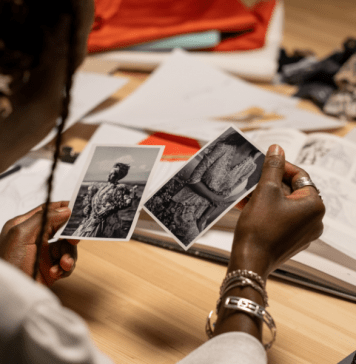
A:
[58,145,163,240]
[144,126,265,250]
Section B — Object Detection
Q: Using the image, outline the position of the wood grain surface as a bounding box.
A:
[54,1,356,363]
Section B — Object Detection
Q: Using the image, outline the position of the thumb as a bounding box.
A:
[256,144,285,192]
[20,207,72,242]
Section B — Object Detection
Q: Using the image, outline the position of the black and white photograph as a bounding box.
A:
[58,145,163,241]
[144,126,265,250]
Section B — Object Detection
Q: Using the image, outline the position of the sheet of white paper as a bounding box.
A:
[256,106,346,131]
[291,246,356,287]
[79,57,121,75]
[322,225,356,261]
[301,166,356,258]
[344,128,356,144]
[0,159,72,231]
[297,133,356,184]
[32,72,128,150]
[252,127,307,163]
[84,49,297,125]
[84,50,345,134]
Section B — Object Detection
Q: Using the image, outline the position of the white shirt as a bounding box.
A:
[0,258,267,364]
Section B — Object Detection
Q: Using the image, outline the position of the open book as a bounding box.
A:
[134,128,356,301]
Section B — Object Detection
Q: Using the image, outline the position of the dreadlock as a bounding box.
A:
[32,3,78,280]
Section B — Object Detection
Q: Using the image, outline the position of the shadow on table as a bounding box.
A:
[51,276,108,323]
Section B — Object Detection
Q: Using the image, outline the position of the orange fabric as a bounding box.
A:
[138,132,201,161]
[88,0,276,53]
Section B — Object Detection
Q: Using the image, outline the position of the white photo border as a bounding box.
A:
[55,143,164,241]
[143,125,266,251]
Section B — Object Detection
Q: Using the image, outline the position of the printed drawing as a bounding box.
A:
[311,173,356,232]
[297,139,354,177]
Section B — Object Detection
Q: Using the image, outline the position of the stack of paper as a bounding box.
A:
[84,50,346,139]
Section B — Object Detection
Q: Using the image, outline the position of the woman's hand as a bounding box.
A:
[213,144,325,341]
[230,144,325,279]
[0,201,78,287]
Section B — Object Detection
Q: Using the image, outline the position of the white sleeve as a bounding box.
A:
[177,332,267,364]
[0,259,113,364]
[20,300,113,364]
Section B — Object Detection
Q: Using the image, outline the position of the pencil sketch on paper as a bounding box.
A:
[311,173,356,232]
[144,126,265,250]
[296,138,355,177]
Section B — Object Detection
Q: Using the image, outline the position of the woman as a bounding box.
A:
[148,132,261,246]
[0,1,325,363]
[71,162,137,238]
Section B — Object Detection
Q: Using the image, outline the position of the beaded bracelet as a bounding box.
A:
[220,270,266,296]
[217,277,269,310]
[206,296,276,350]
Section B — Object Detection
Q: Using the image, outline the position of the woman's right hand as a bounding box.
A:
[229,144,325,280]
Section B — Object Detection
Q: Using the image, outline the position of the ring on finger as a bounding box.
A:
[292,176,322,199]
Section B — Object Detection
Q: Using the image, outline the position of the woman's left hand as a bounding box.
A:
[0,201,78,287]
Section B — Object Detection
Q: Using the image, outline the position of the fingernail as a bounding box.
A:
[55,207,70,213]
[267,144,282,157]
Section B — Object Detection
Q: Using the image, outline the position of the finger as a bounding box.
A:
[283,162,308,185]
[256,144,285,192]
[46,201,70,211]
[59,242,77,271]
[5,201,70,231]
[60,253,75,272]
[50,241,61,260]
[15,206,72,244]
[283,163,321,199]
[22,201,69,216]
[49,264,64,279]
[1,205,45,235]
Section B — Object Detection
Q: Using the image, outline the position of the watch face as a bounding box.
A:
[338,351,356,364]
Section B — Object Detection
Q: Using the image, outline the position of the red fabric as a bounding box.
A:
[88,0,276,53]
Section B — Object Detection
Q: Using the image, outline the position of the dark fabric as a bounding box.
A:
[279,38,356,113]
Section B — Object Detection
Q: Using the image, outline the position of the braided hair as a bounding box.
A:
[0,0,78,280]
[33,3,79,280]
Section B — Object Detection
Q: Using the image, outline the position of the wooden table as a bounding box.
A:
[52,1,356,362]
